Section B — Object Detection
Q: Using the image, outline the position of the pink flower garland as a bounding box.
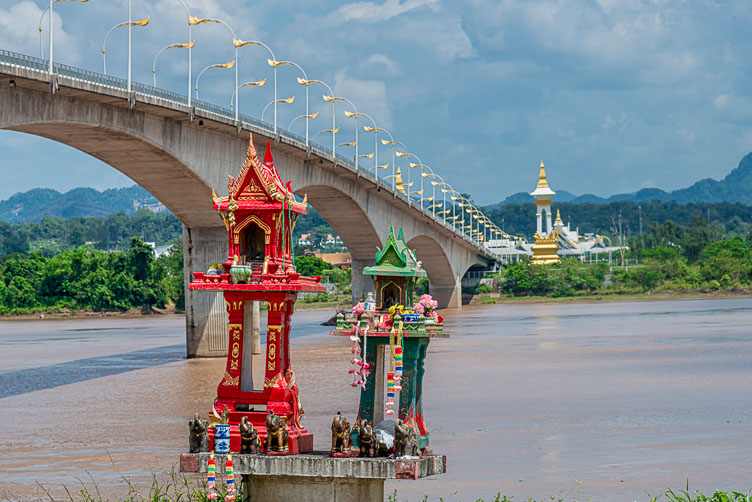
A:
[348,325,370,390]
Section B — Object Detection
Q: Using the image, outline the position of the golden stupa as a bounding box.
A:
[530,161,560,264]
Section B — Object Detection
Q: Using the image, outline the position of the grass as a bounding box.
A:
[2,455,222,502]
[386,490,752,502]
[8,480,750,502]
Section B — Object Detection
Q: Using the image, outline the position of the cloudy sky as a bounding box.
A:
[1,0,751,205]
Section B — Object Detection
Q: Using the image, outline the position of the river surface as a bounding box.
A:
[1,298,751,501]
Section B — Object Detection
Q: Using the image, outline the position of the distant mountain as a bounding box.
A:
[0,185,166,223]
[489,152,752,208]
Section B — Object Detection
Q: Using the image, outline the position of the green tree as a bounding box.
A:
[295,255,329,277]
[128,238,154,282]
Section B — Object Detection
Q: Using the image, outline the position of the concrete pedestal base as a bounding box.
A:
[243,474,383,502]
[180,452,446,502]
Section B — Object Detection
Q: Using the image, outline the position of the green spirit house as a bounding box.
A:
[333,227,449,454]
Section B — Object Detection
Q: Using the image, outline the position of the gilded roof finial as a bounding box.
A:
[555,209,564,226]
[536,160,549,189]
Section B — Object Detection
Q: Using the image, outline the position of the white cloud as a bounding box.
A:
[333,70,393,129]
[399,15,474,61]
[324,0,439,26]
[0,1,80,64]
[360,54,399,76]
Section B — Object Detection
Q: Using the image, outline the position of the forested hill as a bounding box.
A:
[0,185,165,223]
[491,151,752,207]
[487,200,752,240]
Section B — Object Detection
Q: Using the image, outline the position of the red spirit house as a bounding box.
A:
[189,134,325,454]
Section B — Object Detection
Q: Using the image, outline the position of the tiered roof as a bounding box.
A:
[212,134,308,213]
[364,227,426,277]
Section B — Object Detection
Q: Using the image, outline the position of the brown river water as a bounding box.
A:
[1,298,751,501]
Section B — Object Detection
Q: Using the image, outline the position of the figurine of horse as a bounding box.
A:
[188,413,209,453]
[239,416,260,454]
[358,419,379,457]
[265,411,289,453]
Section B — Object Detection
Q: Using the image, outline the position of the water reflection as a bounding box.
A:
[0,344,185,399]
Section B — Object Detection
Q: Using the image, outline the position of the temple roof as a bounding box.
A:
[554,209,564,226]
[364,227,426,277]
[530,161,556,198]
[212,134,307,213]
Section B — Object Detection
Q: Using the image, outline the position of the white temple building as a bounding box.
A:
[484,162,626,263]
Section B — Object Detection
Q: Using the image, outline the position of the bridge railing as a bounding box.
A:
[0,48,505,256]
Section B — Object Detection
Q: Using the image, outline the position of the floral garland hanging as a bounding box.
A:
[206,452,218,500]
[348,305,370,389]
[224,452,236,502]
[394,319,404,391]
[385,320,397,415]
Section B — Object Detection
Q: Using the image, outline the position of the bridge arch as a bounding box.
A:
[293,184,381,263]
[0,85,224,228]
[4,121,217,227]
[407,234,459,309]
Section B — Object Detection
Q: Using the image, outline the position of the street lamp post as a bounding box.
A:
[363,123,390,177]
[445,189,463,230]
[39,0,90,77]
[426,173,448,220]
[322,94,348,161]
[48,0,52,75]
[311,127,340,148]
[267,60,311,144]
[230,78,267,110]
[414,163,437,214]
[262,97,294,123]
[379,132,400,192]
[195,60,235,100]
[102,16,150,76]
[337,97,360,169]
[127,0,131,93]
[298,78,337,155]
[153,40,194,87]
[234,40,277,129]
[174,0,193,106]
[288,112,318,135]
[189,18,239,120]
[395,151,422,206]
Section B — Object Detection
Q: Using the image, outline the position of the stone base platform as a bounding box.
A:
[180,452,446,502]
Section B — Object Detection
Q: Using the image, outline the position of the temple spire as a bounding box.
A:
[555,209,564,226]
[537,161,549,189]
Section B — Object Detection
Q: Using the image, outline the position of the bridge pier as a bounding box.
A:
[184,225,228,358]
[430,278,463,310]
[351,258,376,305]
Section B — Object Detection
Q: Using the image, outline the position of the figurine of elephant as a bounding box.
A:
[393,419,418,457]
[265,411,289,453]
[330,412,352,454]
[358,419,379,457]
[188,413,209,453]
[239,416,260,454]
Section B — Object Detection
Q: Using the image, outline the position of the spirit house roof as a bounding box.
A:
[212,134,308,214]
[364,226,426,278]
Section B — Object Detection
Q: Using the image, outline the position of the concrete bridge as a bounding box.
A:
[0,49,498,356]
